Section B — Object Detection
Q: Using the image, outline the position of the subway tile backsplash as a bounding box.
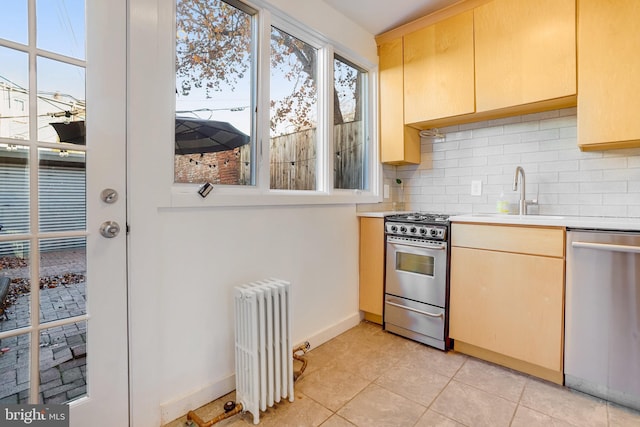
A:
[392,107,640,218]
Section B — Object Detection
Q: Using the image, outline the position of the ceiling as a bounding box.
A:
[322,0,461,35]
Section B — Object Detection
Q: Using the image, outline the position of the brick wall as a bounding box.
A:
[174,149,242,185]
[395,107,640,217]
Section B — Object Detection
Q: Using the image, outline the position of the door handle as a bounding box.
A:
[386,301,444,318]
[100,221,121,238]
[572,241,640,254]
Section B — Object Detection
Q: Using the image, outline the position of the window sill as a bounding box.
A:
[167,184,382,208]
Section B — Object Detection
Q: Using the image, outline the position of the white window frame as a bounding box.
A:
[169,0,381,207]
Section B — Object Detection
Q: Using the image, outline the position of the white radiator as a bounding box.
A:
[234,279,293,424]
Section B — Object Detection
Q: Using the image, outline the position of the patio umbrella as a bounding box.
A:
[50,117,250,154]
[50,121,86,145]
[174,116,250,154]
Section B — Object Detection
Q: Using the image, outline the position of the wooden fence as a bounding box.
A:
[176,121,364,189]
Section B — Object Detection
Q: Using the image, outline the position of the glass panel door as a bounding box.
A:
[0,1,127,424]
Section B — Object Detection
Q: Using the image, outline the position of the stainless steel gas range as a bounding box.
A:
[383,212,451,350]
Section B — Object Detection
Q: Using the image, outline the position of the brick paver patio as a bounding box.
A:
[0,248,87,404]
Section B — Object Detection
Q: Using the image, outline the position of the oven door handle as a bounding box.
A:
[388,240,446,251]
[386,301,444,318]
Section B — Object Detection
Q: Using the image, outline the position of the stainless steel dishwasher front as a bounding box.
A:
[565,229,640,411]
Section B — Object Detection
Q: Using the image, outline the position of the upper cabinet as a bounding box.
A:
[474,0,576,112]
[577,0,640,151]
[377,0,578,143]
[404,11,475,125]
[378,38,421,165]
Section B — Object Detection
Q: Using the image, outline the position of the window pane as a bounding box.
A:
[175,0,254,185]
[0,332,30,404]
[38,148,86,233]
[0,144,29,234]
[0,1,28,45]
[0,47,29,140]
[0,240,31,332]
[334,56,367,190]
[37,57,86,144]
[39,237,86,323]
[270,27,318,190]
[39,320,87,403]
[36,0,86,60]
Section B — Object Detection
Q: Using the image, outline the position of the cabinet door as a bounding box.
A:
[359,217,385,319]
[449,247,564,371]
[474,0,576,112]
[578,0,640,150]
[404,10,475,125]
[378,38,420,164]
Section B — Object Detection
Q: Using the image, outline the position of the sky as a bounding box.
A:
[0,0,86,141]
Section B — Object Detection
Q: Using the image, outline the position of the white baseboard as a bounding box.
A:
[296,312,361,350]
[159,312,361,425]
[159,374,235,425]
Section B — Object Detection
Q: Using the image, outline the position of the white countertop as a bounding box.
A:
[357,210,640,231]
[450,214,640,232]
[356,211,409,218]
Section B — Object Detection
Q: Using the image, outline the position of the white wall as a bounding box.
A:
[126,0,375,426]
[396,108,640,217]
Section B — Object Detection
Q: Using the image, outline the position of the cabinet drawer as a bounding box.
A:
[451,223,564,257]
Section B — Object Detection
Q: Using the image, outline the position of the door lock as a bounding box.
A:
[101,188,119,204]
[100,221,120,238]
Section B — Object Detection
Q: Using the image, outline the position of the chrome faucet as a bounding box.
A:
[513,166,536,215]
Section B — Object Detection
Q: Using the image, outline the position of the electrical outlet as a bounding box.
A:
[383,184,390,199]
[471,180,482,196]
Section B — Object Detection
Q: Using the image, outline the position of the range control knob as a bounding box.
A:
[399,226,407,233]
[420,228,428,235]
[409,226,417,234]
[430,228,438,237]
[390,225,398,233]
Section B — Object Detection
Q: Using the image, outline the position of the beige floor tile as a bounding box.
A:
[430,380,516,427]
[454,357,527,402]
[395,345,466,379]
[295,365,370,411]
[511,405,574,427]
[414,410,465,426]
[319,414,357,427]
[375,364,450,407]
[336,383,426,427]
[162,322,640,427]
[520,378,608,427]
[608,402,640,427]
[253,393,333,427]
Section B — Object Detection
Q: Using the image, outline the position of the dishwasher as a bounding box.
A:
[565,229,640,411]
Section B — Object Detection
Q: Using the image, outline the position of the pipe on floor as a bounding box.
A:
[186,402,243,427]
[186,342,311,426]
[293,341,310,381]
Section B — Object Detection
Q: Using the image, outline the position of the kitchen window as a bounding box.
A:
[175,0,257,186]
[269,26,319,191]
[172,0,379,205]
[333,55,368,191]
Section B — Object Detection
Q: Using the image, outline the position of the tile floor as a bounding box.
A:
[165,321,640,427]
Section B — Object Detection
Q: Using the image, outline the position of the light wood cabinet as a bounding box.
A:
[358,217,385,323]
[577,0,640,151]
[403,10,475,125]
[474,0,576,113]
[378,38,421,165]
[450,223,565,384]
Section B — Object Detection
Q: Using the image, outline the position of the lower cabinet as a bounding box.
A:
[449,223,565,384]
[358,217,384,324]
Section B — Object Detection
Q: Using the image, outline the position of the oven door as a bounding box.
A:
[385,237,447,307]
